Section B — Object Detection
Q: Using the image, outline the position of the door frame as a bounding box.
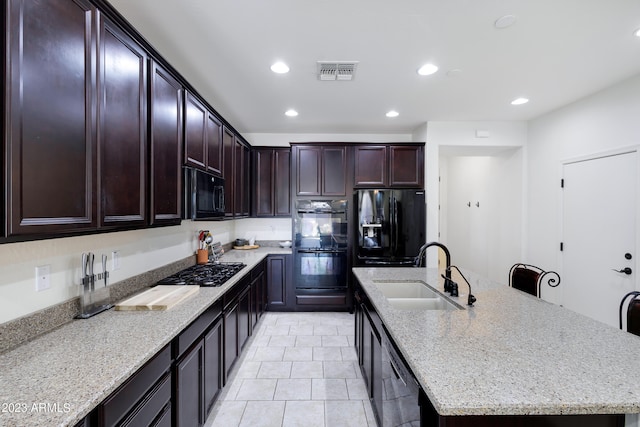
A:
[559,145,640,307]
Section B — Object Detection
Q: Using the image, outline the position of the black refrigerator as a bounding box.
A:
[354,189,425,266]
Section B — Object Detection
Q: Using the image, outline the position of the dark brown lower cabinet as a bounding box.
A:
[251,260,267,326]
[238,287,251,351]
[175,316,223,427]
[223,302,239,383]
[99,345,171,427]
[203,320,223,415]
[175,340,204,427]
[266,254,293,311]
[354,283,383,425]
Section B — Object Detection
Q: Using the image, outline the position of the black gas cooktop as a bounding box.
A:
[157,262,246,287]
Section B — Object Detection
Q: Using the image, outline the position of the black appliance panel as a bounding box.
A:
[295,250,347,290]
[184,167,225,220]
[294,200,348,251]
[356,190,425,266]
[382,329,420,427]
[294,200,349,291]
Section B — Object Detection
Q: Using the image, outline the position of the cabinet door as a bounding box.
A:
[389,145,424,188]
[149,62,183,225]
[274,149,292,216]
[354,146,387,188]
[206,114,222,176]
[203,320,222,415]
[222,127,235,217]
[267,255,290,310]
[295,146,321,196]
[184,91,207,170]
[238,287,251,350]
[176,340,204,427]
[234,141,250,217]
[6,0,97,235]
[322,147,348,196]
[253,149,274,216]
[99,19,147,228]
[223,303,239,382]
[254,148,291,217]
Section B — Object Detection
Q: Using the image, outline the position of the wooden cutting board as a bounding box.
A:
[233,245,259,250]
[115,285,199,311]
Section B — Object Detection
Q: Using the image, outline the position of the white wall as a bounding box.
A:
[443,150,523,283]
[527,75,640,269]
[419,121,528,273]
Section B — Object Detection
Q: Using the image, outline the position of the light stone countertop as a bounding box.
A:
[352,266,640,417]
[0,247,291,427]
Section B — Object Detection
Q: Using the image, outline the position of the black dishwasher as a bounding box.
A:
[381,329,421,427]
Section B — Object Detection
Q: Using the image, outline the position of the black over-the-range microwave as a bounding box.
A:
[184,167,225,220]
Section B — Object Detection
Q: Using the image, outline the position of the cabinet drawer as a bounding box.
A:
[101,345,171,427]
[122,373,171,427]
[176,301,222,358]
[152,405,172,427]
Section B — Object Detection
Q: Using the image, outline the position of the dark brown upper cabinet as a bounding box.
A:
[222,127,235,218]
[252,148,291,217]
[234,140,250,218]
[206,114,222,176]
[6,0,98,235]
[184,91,222,176]
[149,61,183,226]
[388,145,424,188]
[354,144,424,188]
[99,18,148,228]
[354,146,387,188]
[293,144,348,197]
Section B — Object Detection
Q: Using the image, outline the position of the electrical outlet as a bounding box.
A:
[112,251,121,270]
[35,265,51,292]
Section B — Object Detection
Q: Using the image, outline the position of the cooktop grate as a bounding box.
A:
[156,262,246,287]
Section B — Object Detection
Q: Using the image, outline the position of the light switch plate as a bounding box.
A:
[35,265,51,292]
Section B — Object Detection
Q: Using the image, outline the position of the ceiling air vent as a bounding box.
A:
[317,61,359,81]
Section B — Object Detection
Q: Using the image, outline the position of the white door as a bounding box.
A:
[562,150,638,328]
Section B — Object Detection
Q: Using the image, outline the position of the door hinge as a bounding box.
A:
[560,242,564,251]
[561,179,564,188]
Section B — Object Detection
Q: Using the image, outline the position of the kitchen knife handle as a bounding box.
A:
[102,254,108,287]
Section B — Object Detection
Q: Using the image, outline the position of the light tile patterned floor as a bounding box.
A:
[205,312,376,427]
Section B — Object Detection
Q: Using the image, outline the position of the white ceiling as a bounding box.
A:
[108,0,640,135]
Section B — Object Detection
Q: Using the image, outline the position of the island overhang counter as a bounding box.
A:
[352,266,640,425]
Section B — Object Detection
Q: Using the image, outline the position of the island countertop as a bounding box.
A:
[0,247,290,427]
[352,266,640,417]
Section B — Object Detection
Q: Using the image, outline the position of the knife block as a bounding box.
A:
[77,273,114,319]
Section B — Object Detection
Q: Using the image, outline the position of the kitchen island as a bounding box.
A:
[353,266,640,424]
[0,247,290,427]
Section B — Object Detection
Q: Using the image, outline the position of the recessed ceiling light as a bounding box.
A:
[417,64,438,76]
[634,28,640,37]
[285,109,298,117]
[386,110,399,118]
[511,97,529,105]
[270,62,290,74]
[494,14,517,29]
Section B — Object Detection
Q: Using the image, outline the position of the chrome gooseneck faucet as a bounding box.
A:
[414,242,457,296]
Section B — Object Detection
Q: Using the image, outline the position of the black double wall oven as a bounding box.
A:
[294,200,349,302]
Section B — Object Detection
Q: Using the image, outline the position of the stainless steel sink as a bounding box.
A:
[373,280,461,310]
[386,297,459,310]
[373,280,439,298]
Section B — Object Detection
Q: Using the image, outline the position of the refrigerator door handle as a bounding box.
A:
[389,197,395,254]
[393,197,399,254]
